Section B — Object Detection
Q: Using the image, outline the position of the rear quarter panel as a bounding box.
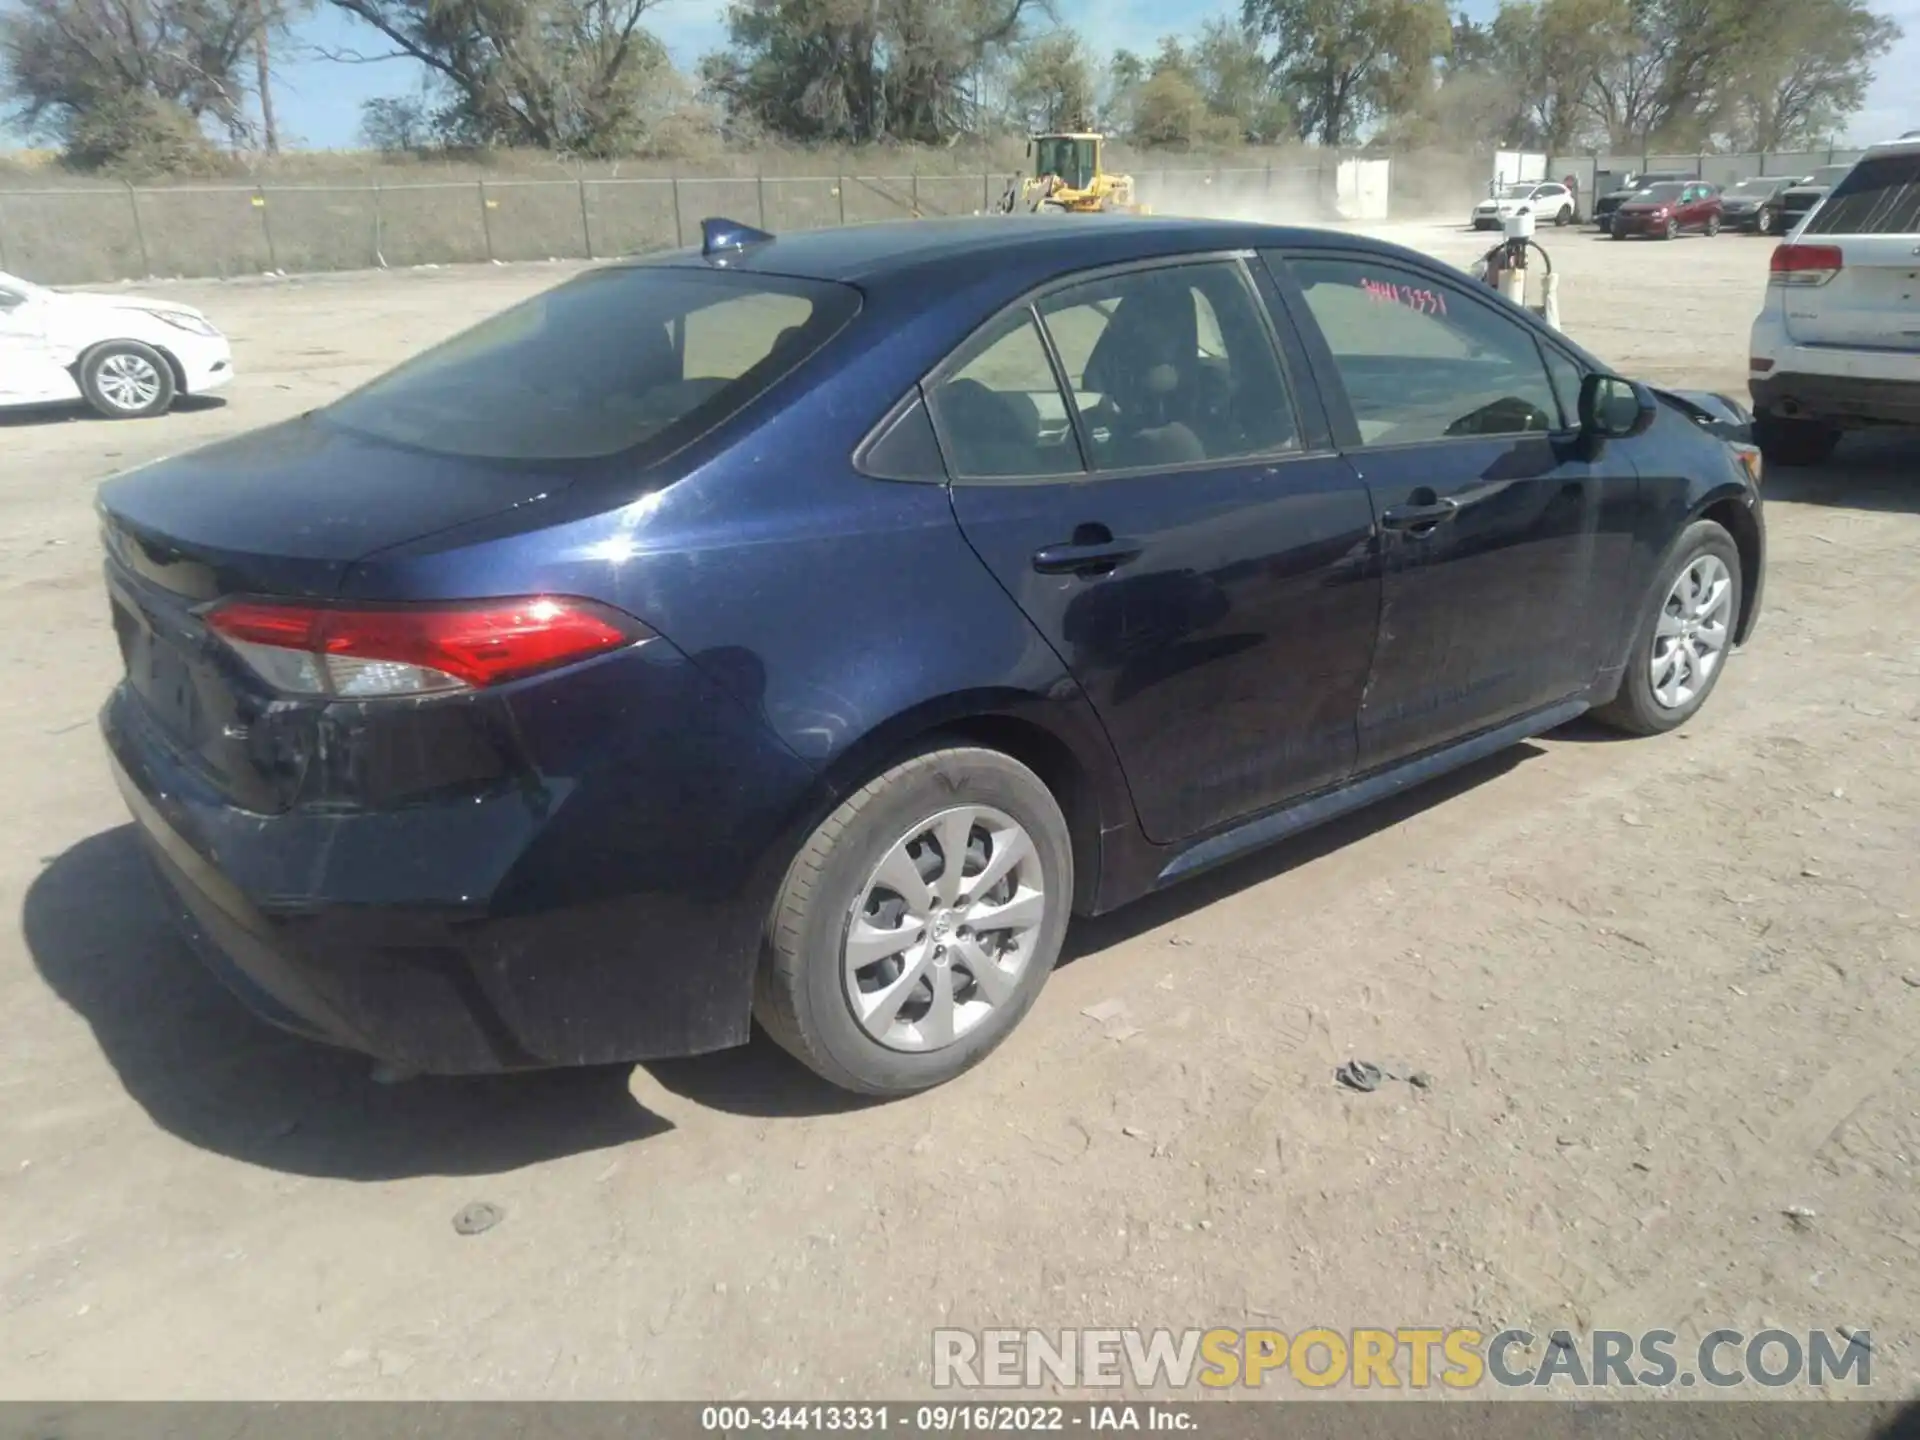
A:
[342,281,1139,911]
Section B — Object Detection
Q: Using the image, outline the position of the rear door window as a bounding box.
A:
[926,309,1085,480]
[1036,261,1301,471]
[1805,153,1920,234]
[324,266,859,461]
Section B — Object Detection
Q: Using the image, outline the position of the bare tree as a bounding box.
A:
[1,0,292,166]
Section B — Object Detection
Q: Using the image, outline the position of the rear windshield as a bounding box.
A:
[1804,153,1920,235]
[323,266,860,461]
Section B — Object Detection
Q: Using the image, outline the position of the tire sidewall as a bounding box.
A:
[82,341,175,419]
[782,749,1072,1094]
[1616,520,1743,732]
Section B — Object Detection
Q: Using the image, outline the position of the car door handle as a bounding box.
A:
[1032,538,1143,576]
[1379,498,1460,533]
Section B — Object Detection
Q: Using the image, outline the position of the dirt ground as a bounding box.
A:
[2,219,1917,1402]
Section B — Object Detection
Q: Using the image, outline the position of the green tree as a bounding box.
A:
[699,0,1043,145]
[1722,0,1899,149]
[1488,0,1630,152]
[1241,0,1452,145]
[1008,28,1093,131]
[323,0,679,154]
[1191,17,1290,140]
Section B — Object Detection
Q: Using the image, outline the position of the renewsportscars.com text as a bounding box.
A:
[931,1327,1873,1391]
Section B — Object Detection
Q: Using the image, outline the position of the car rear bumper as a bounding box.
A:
[1750,371,1920,428]
[100,646,824,1073]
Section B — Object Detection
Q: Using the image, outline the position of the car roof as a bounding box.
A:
[1865,135,1920,156]
[634,214,1388,290]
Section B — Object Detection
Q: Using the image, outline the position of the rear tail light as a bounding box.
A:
[205,596,650,698]
[1768,243,1843,286]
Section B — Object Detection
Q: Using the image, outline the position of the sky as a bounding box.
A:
[154,0,1920,151]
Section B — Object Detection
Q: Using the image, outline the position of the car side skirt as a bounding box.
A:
[1088,696,1591,906]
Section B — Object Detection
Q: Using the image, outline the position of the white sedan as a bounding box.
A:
[0,270,233,419]
[1470,181,1577,230]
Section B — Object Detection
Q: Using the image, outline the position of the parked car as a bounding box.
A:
[0,270,232,418]
[1610,181,1723,239]
[1748,136,1920,465]
[1775,164,1856,233]
[1471,180,1577,230]
[1717,176,1794,234]
[97,214,1766,1097]
[1591,171,1694,229]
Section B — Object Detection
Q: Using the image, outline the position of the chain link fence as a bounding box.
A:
[0,145,1872,287]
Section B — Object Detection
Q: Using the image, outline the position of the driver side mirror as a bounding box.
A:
[1579,373,1657,440]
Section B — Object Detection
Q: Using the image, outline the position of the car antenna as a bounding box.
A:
[700,217,775,265]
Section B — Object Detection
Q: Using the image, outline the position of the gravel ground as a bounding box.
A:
[1,218,1916,1402]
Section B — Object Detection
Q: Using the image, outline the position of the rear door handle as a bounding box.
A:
[1032,539,1143,576]
[1379,498,1460,533]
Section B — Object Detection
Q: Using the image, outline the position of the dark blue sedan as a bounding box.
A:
[97,214,1766,1096]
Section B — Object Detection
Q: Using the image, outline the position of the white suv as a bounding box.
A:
[1747,136,1920,465]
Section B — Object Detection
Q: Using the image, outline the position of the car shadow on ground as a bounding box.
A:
[1765,432,1920,513]
[0,394,227,428]
[24,826,670,1181]
[29,748,1539,1153]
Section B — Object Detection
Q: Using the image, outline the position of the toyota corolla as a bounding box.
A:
[98,215,1765,1097]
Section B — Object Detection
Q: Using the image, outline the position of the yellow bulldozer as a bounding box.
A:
[997,133,1150,215]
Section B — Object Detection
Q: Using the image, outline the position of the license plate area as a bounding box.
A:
[106,564,301,813]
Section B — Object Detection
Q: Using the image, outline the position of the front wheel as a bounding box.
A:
[80,341,175,419]
[1591,520,1742,736]
[754,746,1073,1097]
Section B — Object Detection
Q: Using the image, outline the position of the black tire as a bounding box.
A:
[1663,218,1680,240]
[1610,225,1625,239]
[1754,410,1840,467]
[754,745,1073,1097]
[1755,206,1775,235]
[1555,204,1572,226]
[79,341,175,419]
[1705,214,1721,236]
[1591,519,1743,737]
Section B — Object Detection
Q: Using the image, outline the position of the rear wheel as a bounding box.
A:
[1663,218,1680,240]
[754,746,1073,1097]
[1705,214,1721,236]
[1754,410,1840,467]
[1592,520,1742,736]
[80,341,175,419]
[1556,203,1573,226]
[1755,206,1776,235]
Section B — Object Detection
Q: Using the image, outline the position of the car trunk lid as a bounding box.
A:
[1783,151,1920,351]
[98,415,581,813]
